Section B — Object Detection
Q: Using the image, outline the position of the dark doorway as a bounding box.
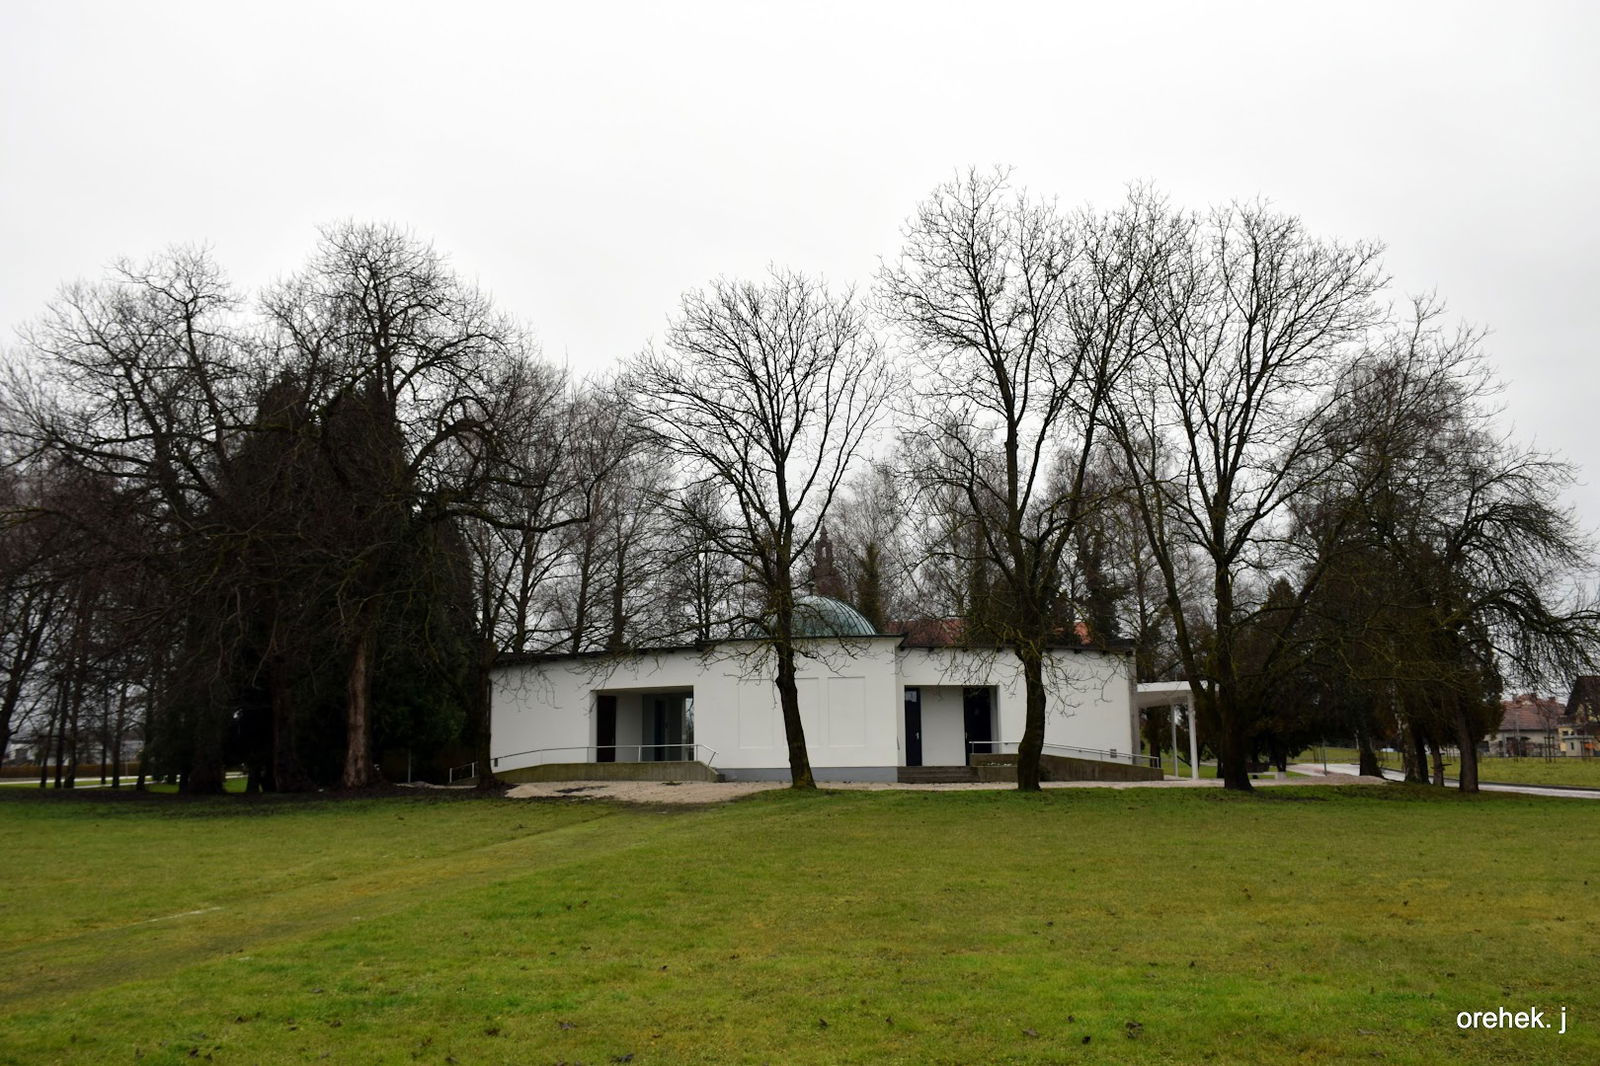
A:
[963,687,994,762]
[596,694,616,762]
[904,687,923,767]
[650,697,669,761]
[645,692,693,761]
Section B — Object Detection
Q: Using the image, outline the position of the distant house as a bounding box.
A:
[489,595,1147,783]
[1563,677,1600,757]
[1488,693,1568,757]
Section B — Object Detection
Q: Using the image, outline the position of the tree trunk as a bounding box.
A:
[52,692,68,788]
[185,676,228,795]
[341,625,380,789]
[269,657,313,792]
[0,616,47,773]
[1429,738,1445,787]
[1015,645,1046,792]
[135,681,153,792]
[1213,689,1253,792]
[0,669,27,774]
[1405,724,1428,783]
[136,649,162,792]
[1453,701,1480,794]
[607,547,627,652]
[1211,573,1252,793]
[1356,725,1381,778]
[63,663,82,789]
[110,683,128,788]
[472,638,505,790]
[570,535,594,654]
[774,642,815,789]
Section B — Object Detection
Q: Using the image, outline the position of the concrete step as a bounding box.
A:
[897,765,978,784]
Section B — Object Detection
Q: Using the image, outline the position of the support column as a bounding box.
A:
[1188,701,1200,781]
[1170,705,1179,778]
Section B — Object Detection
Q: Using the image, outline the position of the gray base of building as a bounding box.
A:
[494,761,721,784]
[717,765,901,783]
[490,759,1158,786]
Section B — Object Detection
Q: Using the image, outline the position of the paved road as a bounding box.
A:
[1292,762,1600,800]
[0,772,246,789]
[0,777,134,788]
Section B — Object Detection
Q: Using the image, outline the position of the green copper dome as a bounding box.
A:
[791,595,877,638]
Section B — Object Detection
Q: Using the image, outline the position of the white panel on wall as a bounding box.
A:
[797,677,820,743]
[738,679,773,750]
[827,676,865,747]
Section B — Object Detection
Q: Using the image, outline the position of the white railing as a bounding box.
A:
[968,740,1162,769]
[491,743,720,769]
[447,761,476,784]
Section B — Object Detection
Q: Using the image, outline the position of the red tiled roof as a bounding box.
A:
[1497,695,1566,733]
[897,617,966,647]
[893,617,1098,648]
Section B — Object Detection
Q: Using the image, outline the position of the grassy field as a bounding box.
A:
[1308,748,1600,788]
[3,784,1596,1065]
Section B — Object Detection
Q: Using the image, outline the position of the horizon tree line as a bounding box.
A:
[2,173,1596,794]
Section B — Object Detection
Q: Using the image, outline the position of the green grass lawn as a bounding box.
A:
[1303,748,1600,788]
[3,785,1596,1065]
[1150,754,1315,779]
[1443,758,1600,788]
[1156,753,1217,778]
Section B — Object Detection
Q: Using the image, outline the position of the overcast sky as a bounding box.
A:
[4,0,1598,529]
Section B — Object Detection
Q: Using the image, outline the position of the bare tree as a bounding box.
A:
[548,437,676,653]
[10,249,253,791]
[655,479,743,644]
[879,169,1149,790]
[0,465,61,770]
[454,368,622,786]
[262,222,571,789]
[828,459,918,630]
[7,229,618,792]
[629,268,890,789]
[1105,196,1387,791]
[1308,302,1600,792]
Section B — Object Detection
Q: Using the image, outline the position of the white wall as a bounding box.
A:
[492,637,905,775]
[1039,652,1139,757]
[491,640,1136,778]
[900,647,1136,757]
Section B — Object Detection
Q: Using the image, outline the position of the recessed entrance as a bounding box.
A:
[907,685,996,766]
[593,689,695,762]
[904,687,923,767]
[963,686,996,759]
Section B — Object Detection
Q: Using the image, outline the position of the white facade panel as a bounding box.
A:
[826,677,866,748]
[737,679,773,750]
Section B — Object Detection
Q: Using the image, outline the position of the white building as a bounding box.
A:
[490,596,1145,783]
